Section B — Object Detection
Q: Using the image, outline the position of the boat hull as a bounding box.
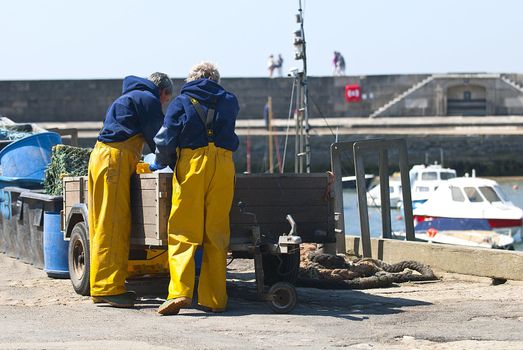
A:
[414,215,522,229]
[415,230,514,249]
[414,215,522,241]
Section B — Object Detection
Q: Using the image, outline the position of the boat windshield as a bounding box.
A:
[479,186,503,203]
[421,172,438,180]
[493,185,509,202]
[440,172,456,180]
[450,186,465,202]
[464,187,483,202]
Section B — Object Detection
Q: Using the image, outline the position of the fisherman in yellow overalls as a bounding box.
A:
[152,62,239,315]
[88,73,173,308]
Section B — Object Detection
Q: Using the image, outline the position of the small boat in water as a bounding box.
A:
[413,177,523,241]
[407,217,515,249]
[366,178,402,207]
[366,163,456,208]
[409,164,457,208]
[342,174,375,189]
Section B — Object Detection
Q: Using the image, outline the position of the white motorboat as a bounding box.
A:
[342,174,375,189]
[409,164,457,208]
[366,179,402,207]
[413,177,523,241]
[366,163,456,208]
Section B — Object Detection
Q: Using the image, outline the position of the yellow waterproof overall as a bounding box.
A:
[88,134,144,296]
[167,143,235,309]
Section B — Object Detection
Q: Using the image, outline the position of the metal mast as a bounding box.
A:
[293,0,311,173]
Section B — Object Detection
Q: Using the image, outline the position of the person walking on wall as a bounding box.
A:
[332,51,339,75]
[88,73,173,308]
[274,54,284,77]
[267,54,276,78]
[337,52,346,76]
[152,62,239,316]
[333,51,346,76]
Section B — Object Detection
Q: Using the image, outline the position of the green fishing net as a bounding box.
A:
[44,144,92,195]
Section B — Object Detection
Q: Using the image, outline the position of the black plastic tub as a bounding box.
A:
[0,187,26,258]
[19,191,63,268]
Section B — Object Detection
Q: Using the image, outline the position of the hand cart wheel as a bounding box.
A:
[267,282,297,314]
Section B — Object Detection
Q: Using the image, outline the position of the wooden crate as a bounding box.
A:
[129,173,172,246]
[63,173,172,246]
[63,172,335,248]
[63,176,88,230]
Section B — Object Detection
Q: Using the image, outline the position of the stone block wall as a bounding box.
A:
[2,74,523,124]
[233,134,523,176]
[0,75,427,123]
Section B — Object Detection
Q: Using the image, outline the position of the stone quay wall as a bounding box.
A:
[5,74,523,123]
[233,134,523,176]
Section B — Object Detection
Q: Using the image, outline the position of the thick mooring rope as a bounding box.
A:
[296,244,437,289]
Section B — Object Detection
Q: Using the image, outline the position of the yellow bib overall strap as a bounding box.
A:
[189,97,215,141]
[88,134,145,296]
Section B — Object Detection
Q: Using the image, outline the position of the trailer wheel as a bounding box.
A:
[68,221,90,296]
[262,250,300,286]
[268,282,297,314]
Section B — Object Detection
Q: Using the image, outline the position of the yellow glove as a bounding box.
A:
[136,162,152,174]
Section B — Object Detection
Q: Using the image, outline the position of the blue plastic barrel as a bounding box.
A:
[43,212,69,278]
[0,132,61,180]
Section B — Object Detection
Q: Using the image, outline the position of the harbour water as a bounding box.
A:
[343,177,523,251]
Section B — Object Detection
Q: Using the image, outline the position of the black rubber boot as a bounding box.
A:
[92,291,137,308]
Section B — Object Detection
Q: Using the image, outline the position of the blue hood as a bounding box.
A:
[153,78,239,168]
[98,75,165,152]
[181,79,225,105]
[122,75,160,98]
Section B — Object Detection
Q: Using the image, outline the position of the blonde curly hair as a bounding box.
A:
[186,62,220,83]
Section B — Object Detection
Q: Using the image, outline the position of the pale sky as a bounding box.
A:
[1,0,522,80]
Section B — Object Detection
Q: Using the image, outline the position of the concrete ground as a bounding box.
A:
[1,252,522,350]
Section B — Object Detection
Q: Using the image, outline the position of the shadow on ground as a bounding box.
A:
[125,268,433,320]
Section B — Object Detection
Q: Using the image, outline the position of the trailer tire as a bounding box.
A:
[262,250,300,286]
[68,221,90,296]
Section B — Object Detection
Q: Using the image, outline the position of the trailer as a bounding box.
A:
[62,172,336,313]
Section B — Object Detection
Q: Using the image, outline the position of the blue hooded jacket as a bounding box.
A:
[154,78,239,169]
[98,76,164,152]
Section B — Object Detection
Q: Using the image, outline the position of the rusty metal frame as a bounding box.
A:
[330,138,414,258]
